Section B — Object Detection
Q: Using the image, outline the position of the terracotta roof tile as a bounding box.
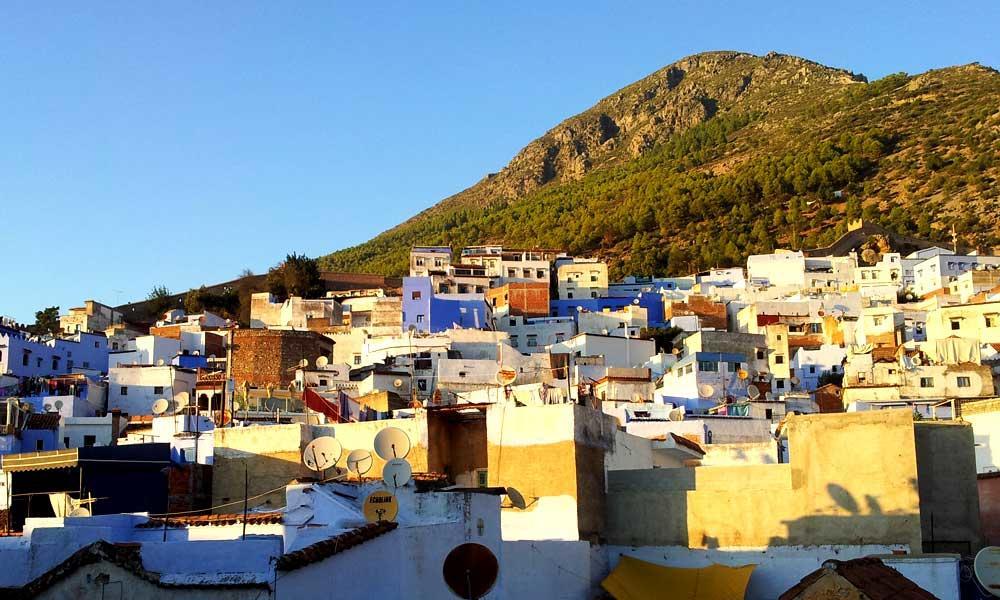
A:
[137,512,283,528]
[780,557,936,600]
[276,521,397,571]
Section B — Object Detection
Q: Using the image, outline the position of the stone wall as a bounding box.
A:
[230,329,333,387]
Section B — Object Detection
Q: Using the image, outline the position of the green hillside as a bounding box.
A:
[318,51,1000,278]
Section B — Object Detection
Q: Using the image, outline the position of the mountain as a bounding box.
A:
[318,51,1000,278]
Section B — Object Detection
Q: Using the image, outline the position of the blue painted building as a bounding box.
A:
[0,326,109,378]
[550,293,666,328]
[402,277,492,333]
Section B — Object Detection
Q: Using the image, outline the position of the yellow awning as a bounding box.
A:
[1,449,79,473]
[602,555,755,600]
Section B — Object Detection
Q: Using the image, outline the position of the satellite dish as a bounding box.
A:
[506,486,527,510]
[495,368,517,386]
[973,546,1000,597]
[68,507,91,517]
[363,490,398,523]
[393,378,404,389]
[54,400,64,410]
[193,350,200,356]
[632,298,640,305]
[576,306,584,312]
[174,392,190,412]
[156,358,165,366]
[748,386,761,400]
[346,449,374,476]
[151,398,170,415]
[303,436,343,473]
[443,543,499,600]
[316,356,329,368]
[698,384,715,398]
[382,458,412,488]
[233,401,241,412]
[299,358,310,368]
[374,427,411,460]
[790,376,800,385]
[737,369,749,380]
[668,407,686,421]
[43,404,53,412]
[912,356,923,366]
[765,391,775,401]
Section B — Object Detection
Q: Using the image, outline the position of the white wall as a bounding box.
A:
[107,366,197,416]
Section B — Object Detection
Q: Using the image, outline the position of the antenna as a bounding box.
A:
[382,458,412,489]
[374,427,411,460]
[362,490,398,523]
[316,356,329,369]
[302,436,343,474]
[346,449,374,477]
[151,398,170,415]
[442,543,499,600]
[973,546,1000,597]
[505,486,527,510]
[698,383,715,398]
[747,386,761,400]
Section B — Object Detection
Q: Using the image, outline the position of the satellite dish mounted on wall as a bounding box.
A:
[303,436,343,475]
[382,458,412,489]
[151,398,170,415]
[505,486,527,510]
[374,427,411,460]
[442,543,499,600]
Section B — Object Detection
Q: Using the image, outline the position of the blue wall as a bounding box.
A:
[402,277,490,333]
[550,293,666,327]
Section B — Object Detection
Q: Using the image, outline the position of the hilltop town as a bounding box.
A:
[0,219,997,598]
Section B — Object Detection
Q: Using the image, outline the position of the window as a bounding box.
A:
[94,341,100,348]
[523,269,531,278]
[52,358,59,370]
[986,314,999,328]
[920,377,934,388]
[776,334,782,341]
[476,469,488,488]
[509,319,516,326]
[459,371,467,378]
[153,386,164,395]
[83,435,96,447]
[698,361,718,372]
[536,270,545,279]
[510,335,519,348]
[415,257,425,266]
[527,335,538,348]
[808,365,816,374]
[63,437,70,448]
[411,291,421,300]
[555,333,565,343]
[957,376,971,388]
[756,350,765,360]
[774,355,785,365]
[729,362,740,372]
[82,361,89,369]
[809,323,822,334]
[567,292,573,299]
[37,357,42,368]
[416,314,425,323]
[776,380,785,389]
[120,386,128,395]
[353,354,362,366]
[684,365,693,375]
[508,269,516,278]
[36,439,45,451]
[765,409,773,420]
[319,379,328,386]
[417,379,428,391]
[434,258,443,267]
[590,292,597,298]
[950,319,961,331]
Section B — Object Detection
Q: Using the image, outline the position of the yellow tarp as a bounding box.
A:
[602,555,756,600]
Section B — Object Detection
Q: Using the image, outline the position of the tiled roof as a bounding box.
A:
[25,413,61,430]
[3,540,268,598]
[276,521,397,571]
[779,557,936,600]
[137,512,283,528]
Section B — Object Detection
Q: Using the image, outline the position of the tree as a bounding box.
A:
[267,253,323,299]
[30,306,61,337]
[184,287,208,314]
[146,285,174,319]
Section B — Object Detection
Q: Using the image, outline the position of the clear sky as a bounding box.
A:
[2,2,998,322]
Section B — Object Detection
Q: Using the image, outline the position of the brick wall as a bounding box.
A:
[486,282,550,318]
[666,295,728,330]
[231,329,334,387]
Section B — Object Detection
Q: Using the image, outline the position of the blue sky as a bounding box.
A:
[2,2,998,322]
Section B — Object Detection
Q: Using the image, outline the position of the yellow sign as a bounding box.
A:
[363,490,399,523]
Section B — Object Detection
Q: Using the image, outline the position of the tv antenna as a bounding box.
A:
[382,458,412,489]
[302,436,343,477]
[363,490,398,523]
[374,427,411,460]
[151,398,170,415]
[346,448,374,480]
[442,543,499,600]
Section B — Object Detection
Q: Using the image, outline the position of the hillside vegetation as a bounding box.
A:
[318,51,1000,278]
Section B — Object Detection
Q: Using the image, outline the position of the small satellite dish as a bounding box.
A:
[316,356,329,368]
[68,507,91,517]
[668,407,686,421]
[973,546,1000,597]
[576,306,584,312]
[698,384,715,398]
[495,368,517,386]
[193,350,200,356]
[174,392,190,411]
[505,486,527,510]
[151,398,170,415]
[346,448,374,476]
[303,436,343,473]
[299,358,310,369]
[393,378,404,389]
[632,298,640,305]
[363,490,398,523]
[737,369,749,380]
[43,404,53,412]
[443,543,499,600]
[374,427,411,460]
[156,358,165,366]
[748,386,761,400]
[765,391,775,401]
[790,376,801,385]
[54,400,64,410]
[382,458,412,488]
[912,356,923,366]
